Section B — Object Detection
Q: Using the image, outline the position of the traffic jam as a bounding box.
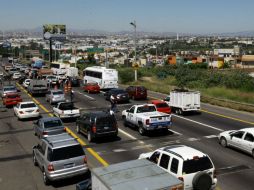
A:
[1,58,254,190]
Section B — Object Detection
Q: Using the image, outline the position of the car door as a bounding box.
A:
[158,153,171,172]
[36,142,46,169]
[230,131,245,149]
[126,106,135,124]
[79,114,89,134]
[241,132,254,154]
[14,103,19,115]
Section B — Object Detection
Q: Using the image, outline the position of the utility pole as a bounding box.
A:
[49,39,53,63]
[130,20,137,81]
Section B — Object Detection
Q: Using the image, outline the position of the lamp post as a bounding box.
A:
[130,21,137,81]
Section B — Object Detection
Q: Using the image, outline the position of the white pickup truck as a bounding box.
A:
[53,102,80,119]
[122,104,172,135]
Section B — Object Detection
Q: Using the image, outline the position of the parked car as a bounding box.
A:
[32,133,88,185]
[83,82,100,93]
[2,93,22,107]
[149,100,171,114]
[33,117,65,138]
[126,85,147,100]
[104,88,129,103]
[1,85,19,98]
[14,101,40,120]
[76,111,118,142]
[12,72,22,80]
[219,128,254,157]
[139,145,217,190]
[22,79,31,88]
[45,89,65,104]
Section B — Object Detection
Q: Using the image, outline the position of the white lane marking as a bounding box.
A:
[173,114,224,132]
[112,149,127,152]
[169,129,183,136]
[118,128,139,141]
[204,135,218,139]
[100,91,105,94]
[78,92,82,95]
[83,94,95,100]
[187,137,200,141]
[131,144,154,150]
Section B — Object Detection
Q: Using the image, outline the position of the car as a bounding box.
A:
[149,100,171,114]
[33,117,66,138]
[32,133,88,185]
[219,128,254,157]
[18,75,27,84]
[2,93,22,107]
[104,88,129,103]
[46,75,58,85]
[8,68,18,75]
[12,72,22,80]
[1,85,19,98]
[45,89,66,104]
[76,111,118,142]
[126,85,147,100]
[139,145,217,190]
[22,79,31,88]
[20,66,28,72]
[69,77,80,87]
[14,101,40,120]
[83,82,100,93]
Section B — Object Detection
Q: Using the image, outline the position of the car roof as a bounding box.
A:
[162,145,206,160]
[19,101,36,105]
[43,133,79,148]
[39,117,62,123]
[240,128,254,134]
[85,111,113,118]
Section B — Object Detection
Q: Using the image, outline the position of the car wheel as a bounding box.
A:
[252,150,254,159]
[76,124,80,133]
[138,123,145,136]
[178,109,183,115]
[220,137,227,147]
[87,131,93,142]
[33,152,38,166]
[43,170,50,185]
[192,172,212,190]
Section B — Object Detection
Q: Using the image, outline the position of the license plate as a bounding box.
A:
[158,126,163,129]
[64,163,74,168]
[104,127,109,130]
[158,117,162,120]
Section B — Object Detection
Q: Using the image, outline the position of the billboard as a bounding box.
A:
[43,24,66,40]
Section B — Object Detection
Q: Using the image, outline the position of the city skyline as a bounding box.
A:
[1,0,254,34]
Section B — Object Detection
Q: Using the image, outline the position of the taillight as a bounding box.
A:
[19,111,24,114]
[64,127,66,132]
[178,177,184,182]
[92,124,96,133]
[47,164,54,172]
[42,131,48,136]
[171,184,184,190]
[83,156,87,164]
[145,119,150,125]
[36,109,39,112]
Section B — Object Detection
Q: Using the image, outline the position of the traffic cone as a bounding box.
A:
[64,84,68,94]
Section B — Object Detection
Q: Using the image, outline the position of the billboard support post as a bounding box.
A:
[49,38,53,63]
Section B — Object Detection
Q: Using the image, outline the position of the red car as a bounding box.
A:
[83,82,100,93]
[3,93,22,107]
[126,86,147,100]
[149,100,171,114]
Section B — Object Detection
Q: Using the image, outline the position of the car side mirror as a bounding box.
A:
[33,144,38,149]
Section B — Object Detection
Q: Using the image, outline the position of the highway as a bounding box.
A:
[0,64,254,190]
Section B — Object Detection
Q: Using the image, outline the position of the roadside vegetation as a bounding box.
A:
[112,64,254,108]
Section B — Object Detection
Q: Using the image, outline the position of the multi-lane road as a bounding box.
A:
[0,64,254,190]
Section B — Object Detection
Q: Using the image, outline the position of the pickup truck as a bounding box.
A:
[53,102,80,119]
[122,104,172,135]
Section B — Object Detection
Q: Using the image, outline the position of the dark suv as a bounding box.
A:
[76,111,118,142]
[104,88,129,103]
[126,86,147,100]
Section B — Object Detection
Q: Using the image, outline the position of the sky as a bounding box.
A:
[0,0,254,34]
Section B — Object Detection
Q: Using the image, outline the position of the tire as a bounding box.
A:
[220,137,227,147]
[252,150,254,159]
[33,152,38,166]
[87,131,93,142]
[43,170,50,186]
[178,109,183,115]
[192,172,212,190]
[76,124,80,134]
[175,109,179,115]
[138,123,145,136]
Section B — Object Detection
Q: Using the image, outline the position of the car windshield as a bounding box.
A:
[136,106,156,113]
[47,76,56,79]
[53,91,63,95]
[59,103,75,110]
[96,116,116,128]
[112,90,125,94]
[4,87,16,91]
[156,103,169,108]
[182,156,213,174]
[33,85,46,88]
[20,103,36,109]
[44,119,62,128]
[48,144,85,161]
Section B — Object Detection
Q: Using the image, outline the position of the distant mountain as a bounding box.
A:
[212,31,254,37]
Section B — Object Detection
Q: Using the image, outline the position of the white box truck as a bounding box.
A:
[66,67,79,77]
[164,89,201,115]
[76,159,183,190]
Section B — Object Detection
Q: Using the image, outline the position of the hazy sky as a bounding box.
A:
[0,0,254,34]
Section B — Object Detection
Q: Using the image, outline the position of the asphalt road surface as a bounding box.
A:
[0,62,254,190]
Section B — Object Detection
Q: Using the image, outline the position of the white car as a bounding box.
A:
[14,101,40,120]
[12,72,21,80]
[22,79,31,88]
[139,145,217,190]
[219,128,254,157]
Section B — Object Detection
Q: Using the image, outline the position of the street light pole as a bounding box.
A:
[130,20,137,81]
